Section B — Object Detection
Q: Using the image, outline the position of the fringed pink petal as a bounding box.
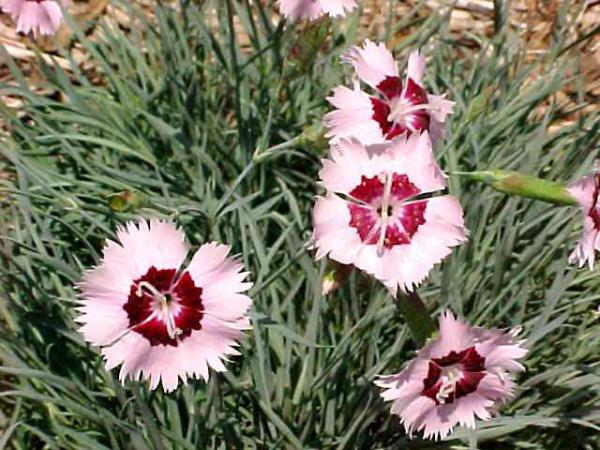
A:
[325,86,386,145]
[376,310,527,441]
[343,40,398,90]
[278,0,357,21]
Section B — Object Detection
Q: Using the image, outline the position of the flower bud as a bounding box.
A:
[462,170,578,206]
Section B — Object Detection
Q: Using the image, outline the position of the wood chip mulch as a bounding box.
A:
[1,0,598,132]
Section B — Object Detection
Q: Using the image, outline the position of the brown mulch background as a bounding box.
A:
[0,1,598,128]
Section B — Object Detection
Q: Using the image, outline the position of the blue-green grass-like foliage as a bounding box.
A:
[0,1,598,448]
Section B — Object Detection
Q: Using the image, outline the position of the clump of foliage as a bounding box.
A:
[0,1,598,448]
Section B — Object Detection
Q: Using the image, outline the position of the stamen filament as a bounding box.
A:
[400,199,420,208]
[135,281,182,341]
[387,102,434,124]
[136,281,164,299]
[105,312,159,347]
[338,192,372,208]
[434,366,463,404]
[160,300,180,340]
[377,172,394,256]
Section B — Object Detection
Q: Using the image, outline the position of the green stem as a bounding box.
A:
[456,170,578,206]
[395,291,437,345]
[252,124,326,163]
[252,135,302,163]
[133,386,166,450]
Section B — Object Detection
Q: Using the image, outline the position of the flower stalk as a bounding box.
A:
[253,124,326,163]
[457,170,578,206]
[395,291,437,345]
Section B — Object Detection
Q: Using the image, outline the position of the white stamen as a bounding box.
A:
[159,297,181,340]
[435,366,463,404]
[377,172,394,256]
[136,281,182,340]
[387,101,433,124]
[136,281,164,299]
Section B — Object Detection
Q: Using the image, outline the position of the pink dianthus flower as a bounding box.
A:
[325,40,454,147]
[376,311,527,440]
[312,132,467,294]
[77,219,252,392]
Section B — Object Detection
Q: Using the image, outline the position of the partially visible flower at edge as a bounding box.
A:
[312,132,467,295]
[278,0,358,22]
[568,166,600,269]
[76,218,252,392]
[0,0,66,38]
[376,311,527,440]
[325,40,454,147]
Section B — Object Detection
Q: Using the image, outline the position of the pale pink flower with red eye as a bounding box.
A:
[325,40,454,147]
[312,132,467,294]
[376,311,527,441]
[568,168,600,269]
[0,0,65,37]
[278,0,358,21]
[76,219,252,393]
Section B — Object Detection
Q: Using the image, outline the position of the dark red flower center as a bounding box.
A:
[371,76,430,140]
[421,346,486,405]
[589,174,600,230]
[347,173,427,249]
[123,266,204,347]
